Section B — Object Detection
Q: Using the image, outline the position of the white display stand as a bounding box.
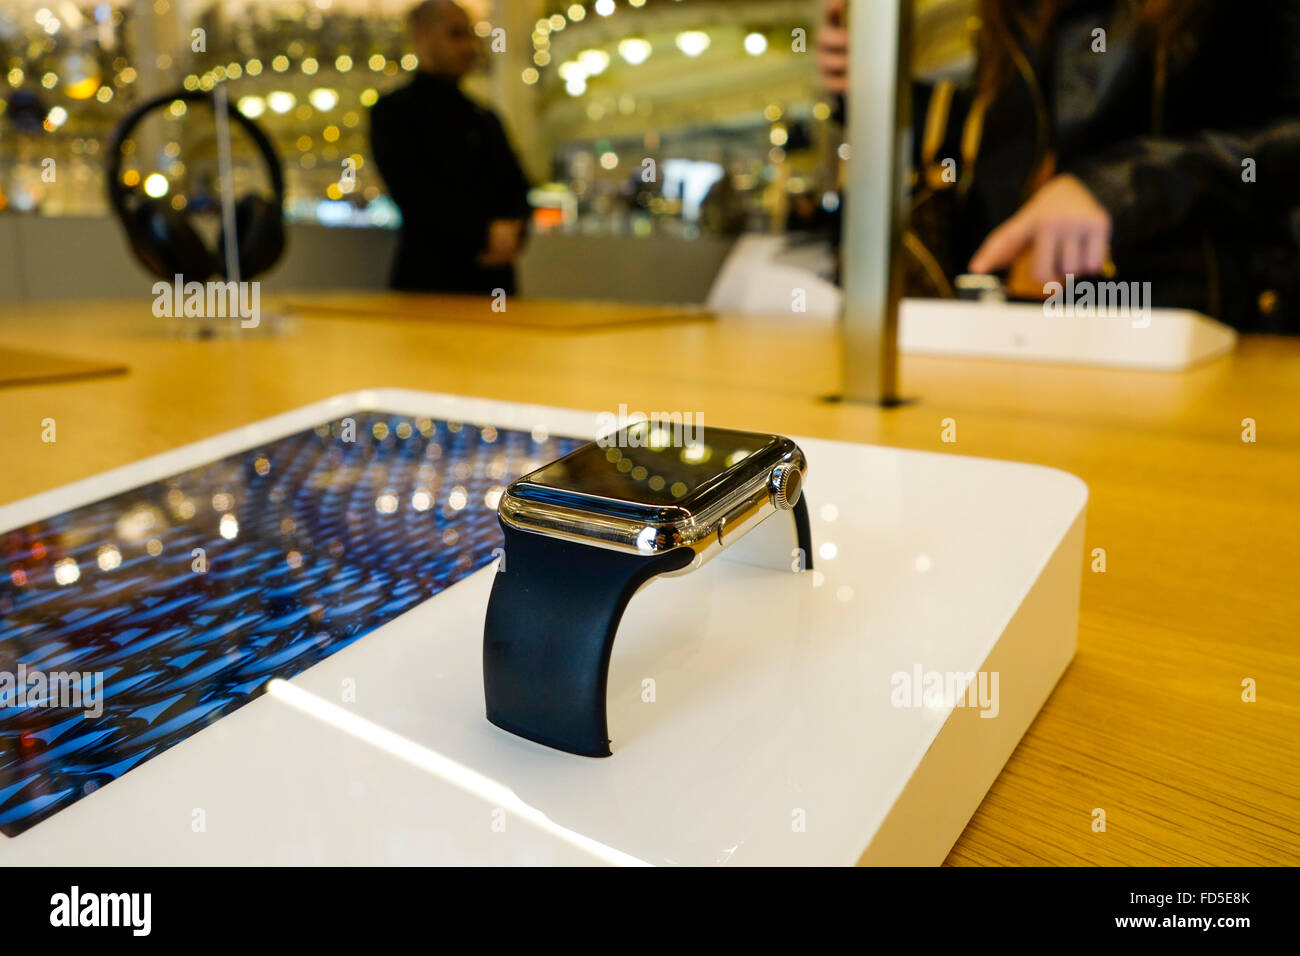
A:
[899,298,1237,370]
[0,390,1087,866]
[707,235,1237,370]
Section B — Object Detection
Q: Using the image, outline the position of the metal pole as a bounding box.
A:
[839,0,914,404]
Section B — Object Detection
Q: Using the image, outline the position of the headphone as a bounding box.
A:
[107,89,286,282]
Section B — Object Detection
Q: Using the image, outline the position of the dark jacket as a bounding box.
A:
[905,0,1300,332]
[370,72,531,294]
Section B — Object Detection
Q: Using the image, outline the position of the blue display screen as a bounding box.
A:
[0,412,579,836]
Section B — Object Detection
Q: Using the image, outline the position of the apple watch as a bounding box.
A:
[483,420,812,757]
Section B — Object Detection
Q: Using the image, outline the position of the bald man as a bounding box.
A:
[370,0,531,294]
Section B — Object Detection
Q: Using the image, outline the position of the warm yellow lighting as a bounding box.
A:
[65,75,100,100]
[578,49,609,75]
[143,172,169,198]
[237,95,266,118]
[676,31,710,57]
[309,87,338,111]
[53,558,80,586]
[267,90,296,113]
[618,38,651,65]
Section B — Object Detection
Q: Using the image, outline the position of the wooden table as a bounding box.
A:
[1,293,1296,866]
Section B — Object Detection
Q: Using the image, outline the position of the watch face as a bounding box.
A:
[509,421,787,517]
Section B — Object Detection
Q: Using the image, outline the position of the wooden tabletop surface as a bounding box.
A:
[0,293,1296,866]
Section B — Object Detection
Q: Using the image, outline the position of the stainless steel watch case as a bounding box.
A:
[497,437,807,575]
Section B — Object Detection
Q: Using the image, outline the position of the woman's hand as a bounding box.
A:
[816,0,849,94]
[969,174,1112,285]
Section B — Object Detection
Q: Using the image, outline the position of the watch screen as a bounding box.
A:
[517,421,779,508]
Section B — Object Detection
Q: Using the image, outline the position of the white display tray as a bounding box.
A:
[0,390,1087,865]
[899,298,1237,370]
[708,235,1236,371]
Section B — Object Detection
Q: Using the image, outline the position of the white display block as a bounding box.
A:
[900,298,1237,370]
[0,390,1087,866]
[707,237,1236,371]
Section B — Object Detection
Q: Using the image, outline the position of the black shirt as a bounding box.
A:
[370,71,531,294]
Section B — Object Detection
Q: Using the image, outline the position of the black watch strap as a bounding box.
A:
[482,496,814,757]
[483,524,695,756]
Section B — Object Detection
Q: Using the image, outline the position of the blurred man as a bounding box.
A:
[370,0,531,294]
